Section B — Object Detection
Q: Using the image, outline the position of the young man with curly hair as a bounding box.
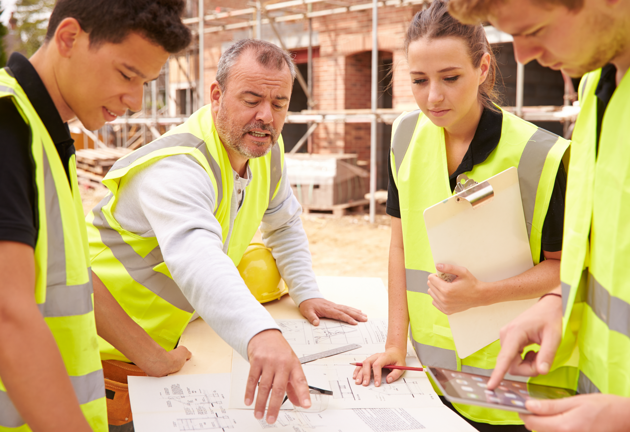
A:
[0,1,190,430]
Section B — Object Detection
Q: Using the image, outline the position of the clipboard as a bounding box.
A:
[423,167,537,359]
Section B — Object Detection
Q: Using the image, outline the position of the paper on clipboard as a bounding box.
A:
[423,167,537,359]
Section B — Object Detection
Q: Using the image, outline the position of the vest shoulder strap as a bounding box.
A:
[579,69,602,102]
[269,140,283,205]
[391,110,422,175]
[106,132,225,207]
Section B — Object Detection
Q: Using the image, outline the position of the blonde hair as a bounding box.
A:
[448,0,584,25]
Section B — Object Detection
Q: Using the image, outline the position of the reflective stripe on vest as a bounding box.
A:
[107,132,225,205]
[392,110,560,241]
[90,132,224,314]
[269,143,283,205]
[0,69,107,431]
[90,133,283,313]
[392,108,572,424]
[582,273,630,338]
[0,370,104,428]
[91,193,195,313]
[87,107,285,361]
[561,67,630,396]
[578,371,601,394]
[42,150,94,317]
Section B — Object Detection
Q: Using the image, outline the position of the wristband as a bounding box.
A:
[539,292,562,301]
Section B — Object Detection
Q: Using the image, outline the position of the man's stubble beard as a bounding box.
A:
[215,102,279,160]
[572,11,628,77]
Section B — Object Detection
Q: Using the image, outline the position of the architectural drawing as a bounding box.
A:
[275,318,387,347]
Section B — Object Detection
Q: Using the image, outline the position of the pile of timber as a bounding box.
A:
[76,147,132,190]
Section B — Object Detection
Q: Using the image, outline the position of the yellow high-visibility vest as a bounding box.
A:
[561,67,630,395]
[0,69,107,432]
[391,107,576,425]
[86,105,284,361]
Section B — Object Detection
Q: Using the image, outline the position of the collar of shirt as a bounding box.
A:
[6,53,75,154]
[594,63,617,152]
[233,163,253,188]
[233,164,253,209]
[595,63,617,108]
[448,106,503,191]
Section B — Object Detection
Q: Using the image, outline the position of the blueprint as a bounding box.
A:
[275,318,418,358]
[129,373,475,432]
[277,318,388,347]
[129,374,237,431]
[229,355,440,410]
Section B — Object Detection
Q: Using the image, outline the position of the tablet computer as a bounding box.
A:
[427,367,576,414]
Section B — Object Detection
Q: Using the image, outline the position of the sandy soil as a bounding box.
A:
[82,187,391,287]
[298,213,391,286]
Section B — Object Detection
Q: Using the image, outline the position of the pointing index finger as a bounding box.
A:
[488,337,522,389]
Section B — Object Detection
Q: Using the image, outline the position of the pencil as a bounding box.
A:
[350,362,423,371]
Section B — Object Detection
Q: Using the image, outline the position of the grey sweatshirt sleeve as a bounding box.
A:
[112,155,280,361]
[260,164,324,306]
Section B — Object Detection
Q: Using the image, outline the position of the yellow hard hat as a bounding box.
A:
[237,243,289,304]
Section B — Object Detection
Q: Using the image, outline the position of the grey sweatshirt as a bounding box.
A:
[112,152,323,360]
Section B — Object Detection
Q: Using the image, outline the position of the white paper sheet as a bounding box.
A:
[274,318,417,358]
[229,353,440,410]
[277,318,388,348]
[129,373,475,432]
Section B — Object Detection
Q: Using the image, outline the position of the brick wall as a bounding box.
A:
[309,4,422,172]
[200,1,567,188]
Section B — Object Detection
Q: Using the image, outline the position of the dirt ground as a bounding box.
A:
[81,188,391,286]
[297,212,390,286]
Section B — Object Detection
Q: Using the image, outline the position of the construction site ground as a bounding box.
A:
[82,188,391,287]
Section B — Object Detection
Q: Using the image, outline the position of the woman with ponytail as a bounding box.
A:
[354,1,573,430]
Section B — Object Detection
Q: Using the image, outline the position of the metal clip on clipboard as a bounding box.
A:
[454,174,494,207]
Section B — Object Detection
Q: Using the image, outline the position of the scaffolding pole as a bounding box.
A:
[198,0,205,107]
[256,1,263,39]
[516,62,524,117]
[185,0,427,32]
[307,4,314,151]
[307,4,314,109]
[369,0,378,223]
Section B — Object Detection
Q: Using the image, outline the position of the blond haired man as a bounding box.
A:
[446,1,630,431]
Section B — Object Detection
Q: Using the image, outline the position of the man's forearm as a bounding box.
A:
[0,242,91,431]
[92,272,178,374]
[113,155,281,361]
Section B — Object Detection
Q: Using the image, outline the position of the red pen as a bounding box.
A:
[350,362,423,371]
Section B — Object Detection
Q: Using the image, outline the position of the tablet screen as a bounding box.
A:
[429,367,576,411]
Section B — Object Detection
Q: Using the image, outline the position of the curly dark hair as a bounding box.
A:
[45,0,191,53]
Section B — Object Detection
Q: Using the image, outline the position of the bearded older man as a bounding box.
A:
[86,39,367,424]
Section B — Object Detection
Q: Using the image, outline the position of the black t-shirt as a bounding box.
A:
[0,53,75,248]
[387,107,567,254]
[595,63,617,151]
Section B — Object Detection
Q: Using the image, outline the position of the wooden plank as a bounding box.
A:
[302,198,370,217]
[76,168,104,182]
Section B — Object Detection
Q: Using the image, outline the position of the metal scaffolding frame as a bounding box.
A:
[84,0,578,223]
